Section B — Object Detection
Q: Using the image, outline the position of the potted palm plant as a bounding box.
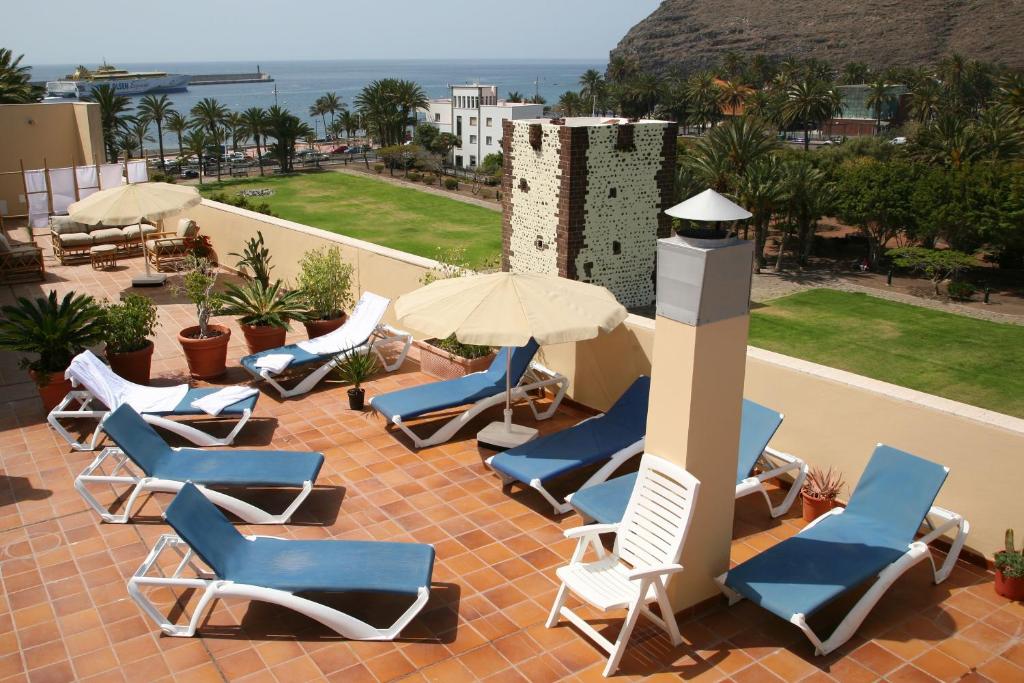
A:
[995,529,1024,601]
[0,291,105,411]
[336,350,379,410]
[174,255,230,379]
[101,293,159,384]
[296,246,354,339]
[218,279,306,354]
[801,466,845,522]
[229,231,272,286]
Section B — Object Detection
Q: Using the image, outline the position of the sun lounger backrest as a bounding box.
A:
[615,454,700,571]
[164,483,247,578]
[736,400,784,484]
[101,405,174,475]
[604,376,651,427]
[843,445,948,542]
[483,338,540,385]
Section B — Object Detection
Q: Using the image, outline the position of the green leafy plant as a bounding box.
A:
[443,177,459,191]
[0,291,104,383]
[996,529,1024,579]
[947,281,977,301]
[296,246,354,321]
[801,466,845,502]
[218,279,305,329]
[206,192,276,217]
[173,255,221,339]
[887,246,976,296]
[101,294,158,354]
[336,350,380,391]
[230,231,272,286]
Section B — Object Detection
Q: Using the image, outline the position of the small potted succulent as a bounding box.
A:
[296,246,354,339]
[0,291,105,411]
[101,293,159,384]
[995,529,1024,601]
[801,466,845,522]
[218,279,306,354]
[337,350,379,410]
[174,255,230,379]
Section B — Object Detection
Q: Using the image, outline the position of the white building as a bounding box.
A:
[420,84,544,168]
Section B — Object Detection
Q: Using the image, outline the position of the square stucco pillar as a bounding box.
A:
[645,235,754,610]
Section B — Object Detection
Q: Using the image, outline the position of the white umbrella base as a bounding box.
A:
[477,421,538,450]
[132,273,167,287]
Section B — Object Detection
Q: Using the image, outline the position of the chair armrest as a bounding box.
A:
[564,523,619,539]
[147,231,178,239]
[628,563,684,581]
[763,446,803,466]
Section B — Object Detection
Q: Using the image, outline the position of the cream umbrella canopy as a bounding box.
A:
[68,182,201,286]
[395,272,628,446]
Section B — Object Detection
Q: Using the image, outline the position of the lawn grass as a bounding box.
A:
[749,289,1024,418]
[200,172,502,267]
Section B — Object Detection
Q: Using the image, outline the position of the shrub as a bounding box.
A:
[296,246,354,320]
[150,172,176,184]
[947,281,976,301]
[173,255,220,338]
[229,231,272,286]
[479,189,494,200]
[422,174,437,185]
[206,191,277,217]
[0,291,105,382]
[373,163,385,174]
[996,529,1024,579]
[218,279,306,329]
[407,171,421,182]
[101,294,158,354]
[419,247,493,360]
[336,349,379,390]
[443,178,459,191]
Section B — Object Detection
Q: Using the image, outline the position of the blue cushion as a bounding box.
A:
[240,344,326,376]
[372,340,540,421]
[102,405,323,487]
[166,484,434,595]
[153,387,259,416]
[490,376,650,484]
[723,445,948,619]
[570,398,784,524]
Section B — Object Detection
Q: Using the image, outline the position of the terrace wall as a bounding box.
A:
[198,199,1024,559]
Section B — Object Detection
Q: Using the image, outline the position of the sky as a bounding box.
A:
[9,0,662,65]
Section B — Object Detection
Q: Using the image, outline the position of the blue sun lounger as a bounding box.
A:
[75,404,324,524]
[717,445,969,655]
[128,483,435,641]
[569,399,806,523]
[369,339,568,449]
[486,376,651,514]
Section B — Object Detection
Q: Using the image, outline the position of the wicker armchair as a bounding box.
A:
[146,218,199,271]
[0,233,45,283]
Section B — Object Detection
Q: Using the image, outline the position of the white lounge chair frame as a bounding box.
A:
[382,362,569,449]
[546,455,700,677]
[128,533,430,640]
[486,413,645,515]
[715,495,969,656]
[738,445,808,518]
[49,386,253,452]
[256,323,413,399]
[74,447,313,524]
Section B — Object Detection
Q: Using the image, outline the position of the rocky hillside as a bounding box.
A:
[611,0,1024,74]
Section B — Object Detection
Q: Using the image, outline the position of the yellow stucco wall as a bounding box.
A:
[0,102,104,216]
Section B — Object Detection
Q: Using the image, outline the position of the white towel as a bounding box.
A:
[65,350,188,413]
[48,167,76,215]
[255,353,294,374]
[126,160,148,184]
[296,292,390,355]
[190,386,259,416]
[99,163,124,189]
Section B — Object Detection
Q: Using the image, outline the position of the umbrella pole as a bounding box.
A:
[504,346,512,432]
[132,218,166,287]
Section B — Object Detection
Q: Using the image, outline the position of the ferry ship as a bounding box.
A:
[45,63,190,98]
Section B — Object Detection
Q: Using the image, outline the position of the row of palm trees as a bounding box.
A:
[0,49,42,103]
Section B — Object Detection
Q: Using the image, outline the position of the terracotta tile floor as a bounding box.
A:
[1,231,1022,682]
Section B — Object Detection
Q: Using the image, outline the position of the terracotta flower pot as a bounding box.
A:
[415,340,496,380]
[240,324,287,354]
[995,570,1024,601]
[347,387,365,411]
[801,492,836,522]
[106,340,154,385]
[178,324,231,379]
[303,313,347,340]
[30,370,72,413]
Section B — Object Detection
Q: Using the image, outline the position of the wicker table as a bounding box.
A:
[90,243,118,270]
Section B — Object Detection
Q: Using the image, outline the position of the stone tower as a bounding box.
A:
[501,117,677,308]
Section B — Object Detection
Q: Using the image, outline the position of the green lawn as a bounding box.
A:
[200,172,502,267]
[749,289,1024,418]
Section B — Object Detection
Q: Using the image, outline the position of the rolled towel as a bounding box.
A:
[190,386,259,416]
[254,353,294,374]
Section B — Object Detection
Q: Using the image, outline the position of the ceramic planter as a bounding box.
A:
[303,313,347,340]
[240,324,287,354]
[30,370,72,413]
[415,340,496,380]
[801,492,836,522]
[178,324,231,379]
[995,570,1024,601]
[347,387,365,411]
[106,340,154,385]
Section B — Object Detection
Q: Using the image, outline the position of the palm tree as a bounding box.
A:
[309,99,328,138]
[339,110,360,140]
[123,116,154,159]
[321,92,344,134]
[266,106,313,172]
[0,48,42,103]
[686,71,721,133]
[137,94,173,170]
[84,84,132,161]
[996,73,1024,116]
[190,97,228,137]
[607,55,636,84]
[734,156,786,270]
[557,91,584,117]
[355,79,427,147]
[182,128,209,184]
[864,77,894,135]
[579,69,605,115]
[226,111,248,151]
[627,73,662,118]
[165,111,188,160]
[240,107,268,176]
[394,80,429,142]
[117,131,139,160]
[780,78,842,151]
[780,159,834,267]
[506,91,524,103]
[841,62,871,85]
[717,79,753,116]
[909,78,942,124]
[720,52,746,81]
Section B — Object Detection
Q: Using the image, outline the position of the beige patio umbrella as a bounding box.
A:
[68,182,201,286]
[395,271,628,446]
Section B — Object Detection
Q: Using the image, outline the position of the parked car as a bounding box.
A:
[180,169,199,179]
[890,136,908,145]
[330,145,348,154]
